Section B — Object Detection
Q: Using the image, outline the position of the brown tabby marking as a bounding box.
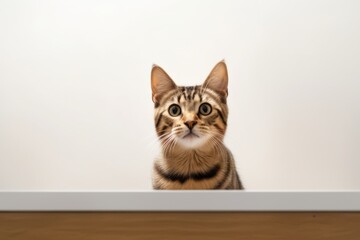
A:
[151,61,244,190]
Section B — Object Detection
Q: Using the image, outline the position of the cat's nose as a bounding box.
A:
[184,121,197,130]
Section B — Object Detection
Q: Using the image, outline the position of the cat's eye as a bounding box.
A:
[168,104,182,117]
[199,103,212,116]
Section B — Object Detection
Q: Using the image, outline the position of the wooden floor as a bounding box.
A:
[0,212,359,240]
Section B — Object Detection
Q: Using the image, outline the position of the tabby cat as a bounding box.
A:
[151,61,244,190]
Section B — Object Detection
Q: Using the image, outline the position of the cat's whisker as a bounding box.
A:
[146,131,171,149]
[164,139,176,155]
[161,133,175,153]
[168,137,177,154]
[202,129,227,156]
[146,134,165,150]
[158,132,171,141]
[161,134,173,147]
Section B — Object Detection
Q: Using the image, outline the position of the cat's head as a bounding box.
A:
[151,61,229,151]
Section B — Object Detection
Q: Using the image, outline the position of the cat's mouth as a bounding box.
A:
[182,132,199,139]
[178,130,209,148]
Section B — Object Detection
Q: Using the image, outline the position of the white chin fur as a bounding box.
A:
[177,135,210,149]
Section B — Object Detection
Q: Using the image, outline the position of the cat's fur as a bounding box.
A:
[151,61,243,190]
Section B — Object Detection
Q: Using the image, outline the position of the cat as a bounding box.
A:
[151,61,244,190]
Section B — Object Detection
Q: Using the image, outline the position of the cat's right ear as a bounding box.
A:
[151,65,177,104]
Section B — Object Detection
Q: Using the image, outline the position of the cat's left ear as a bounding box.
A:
[202,60,228,97]
[151,65,177,104]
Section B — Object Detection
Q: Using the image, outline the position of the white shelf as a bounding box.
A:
[0,191,359,211]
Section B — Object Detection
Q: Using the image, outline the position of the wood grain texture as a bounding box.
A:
[0,212,359,240]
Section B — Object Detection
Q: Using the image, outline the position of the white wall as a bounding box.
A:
[0,0,359,190]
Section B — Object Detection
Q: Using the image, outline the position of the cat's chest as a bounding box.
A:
[153,156,228,190]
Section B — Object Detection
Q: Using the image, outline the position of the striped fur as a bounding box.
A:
[151,61,244,190]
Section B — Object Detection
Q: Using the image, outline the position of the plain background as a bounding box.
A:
[0,0,359,190]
